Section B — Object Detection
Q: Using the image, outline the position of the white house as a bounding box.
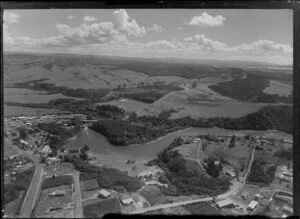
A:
[120,196,134,205]
[41,145,51,155]
[247,200,258,211]
[97,189,111,199]
[20,139,29,146]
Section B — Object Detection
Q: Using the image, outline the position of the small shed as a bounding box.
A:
[97,189,111,199]
[247,200,258,211]
[120,196,134,205]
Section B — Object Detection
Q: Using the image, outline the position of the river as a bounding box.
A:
[66,126,290,161]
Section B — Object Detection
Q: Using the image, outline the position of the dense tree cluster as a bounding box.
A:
[274,149,293,160]
[149,149,230,196]
[65,156,143,192]
[4,167,35,205]
[95,104,126,119]
[209,74,292,103]
[247,160,277,185]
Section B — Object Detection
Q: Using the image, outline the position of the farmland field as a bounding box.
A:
[137,84,270,119]
[263,80,292,97]
[4,62,185,89]
[4,88,85,103]
[3,104,71,117]
[98,98,148,113]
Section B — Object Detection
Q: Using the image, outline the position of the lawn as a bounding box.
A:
[42,175,73,190]
[3,104,70,117]
[263,80,292,97]
[82,179,100,191]
[139,185,170,206]
[184,202,221,215]
[83,198,121,218]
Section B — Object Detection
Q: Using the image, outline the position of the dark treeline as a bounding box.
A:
[95,105,126,119]
[9,80,183,104]
[12,80,109,101]
[147,148,230,196]
[209,74,292,103]
[64,156,143,192]
[90,105,292,146]
[247,160,277,185]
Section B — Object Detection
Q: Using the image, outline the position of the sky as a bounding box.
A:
[3,9,293,65]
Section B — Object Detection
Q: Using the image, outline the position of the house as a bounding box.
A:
[216,199,235,208]
[49,190,66,197]
[120,196,134,205]
[247,200,258,211]
[20,139,29,146]
[41,145,51,155]
[282,205,293,215]
[274,191,293,203]
[280,175,292,183]
[97,189,111,199]
[222,165,236,177]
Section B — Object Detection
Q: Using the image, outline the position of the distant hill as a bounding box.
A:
[4,52,292,89]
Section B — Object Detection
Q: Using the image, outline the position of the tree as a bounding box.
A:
[229,135,236,148]
[18,127,28,140]
[40,156,46,163]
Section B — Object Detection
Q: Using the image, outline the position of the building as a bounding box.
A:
[274,191,293,203]
[282,205,293,215]
[222,165,236,178]
[247,201,258,212]
[41,145,51,155]
[49,190,66,197]
[120,196,134,205]
[216,199,235,209]
[20,139,29,146]
[97,189,111,199]
[280,175,292,183]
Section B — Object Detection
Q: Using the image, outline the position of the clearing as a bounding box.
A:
[263,80,292,97]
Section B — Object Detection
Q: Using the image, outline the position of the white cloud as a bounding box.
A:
[55,22,125,45]
[83,16,97,22]
[184,34,229,51]
[188,12,225,27]
[234,39,292,53]
[147,24,165,33]
[3,11,20,24]
[146,40,178,51]
[67,15,75,20]
[113,9,146,37]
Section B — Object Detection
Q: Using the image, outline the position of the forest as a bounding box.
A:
[209,74,292,103]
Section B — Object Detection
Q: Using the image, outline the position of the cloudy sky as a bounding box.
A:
[3,9,293,65]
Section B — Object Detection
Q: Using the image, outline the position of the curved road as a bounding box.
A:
[72,172,83,218]
[130,141,257,215]
[19,163,44,218]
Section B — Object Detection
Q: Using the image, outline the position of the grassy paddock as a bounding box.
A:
[42,175,73,190]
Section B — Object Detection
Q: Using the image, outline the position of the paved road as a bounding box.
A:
[130,140,257,215]
[72,172,83,218]
[241,144,256,184]
[19,163,44,218]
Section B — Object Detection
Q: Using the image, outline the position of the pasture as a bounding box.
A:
[4,88,85,104]
[4,63,185,90]
[3,104,70,117]
[263,80,292,97]
[137,84,269,118]
[98,98,148,113]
